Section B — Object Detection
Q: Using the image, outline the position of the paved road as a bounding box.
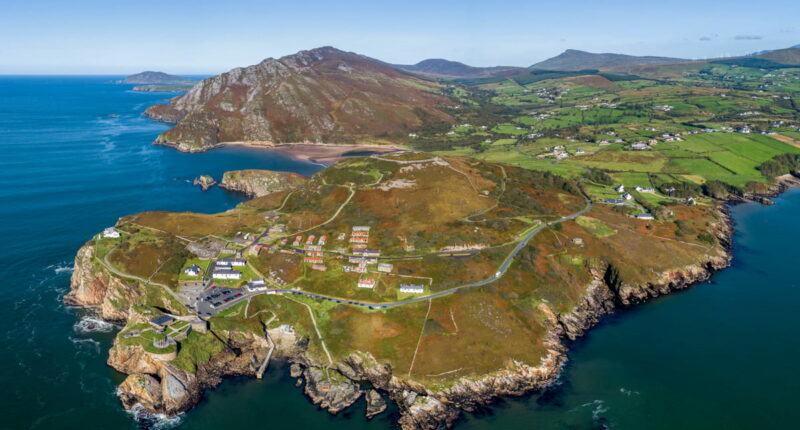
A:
[241,197,593,311]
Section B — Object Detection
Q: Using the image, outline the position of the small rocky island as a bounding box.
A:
[192,175,217,191]
[116,71,196,85]
[117,71,197,93]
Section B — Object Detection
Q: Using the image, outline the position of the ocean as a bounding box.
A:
[1,76,798,429]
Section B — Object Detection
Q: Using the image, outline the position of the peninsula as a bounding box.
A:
[68,44,800,428]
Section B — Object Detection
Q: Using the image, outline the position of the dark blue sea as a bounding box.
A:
[1,76,798,429]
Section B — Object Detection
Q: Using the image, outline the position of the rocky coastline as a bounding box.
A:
[66,180,799,429]
[219,169,308,198]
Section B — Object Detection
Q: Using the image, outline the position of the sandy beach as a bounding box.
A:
[223,141,405,164]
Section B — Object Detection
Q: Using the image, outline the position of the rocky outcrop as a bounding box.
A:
[365,389,387,419]
[219,169,307,198]
[192,175,217,191]
[64,244,139,321]
[109,329,278,417]
[144,47,454,152]
[302,367,363,414]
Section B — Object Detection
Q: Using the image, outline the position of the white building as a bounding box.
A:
[623,193,634,201]
[377,263,393,273]
[246,279,268,292]
[614,185,625,193]
[217,258,246,267]
[184,265,202,277]
[635,213,655,220]
[102,227,120,238]
[400,284,424,294]
[357,279,376,289]
[212,270,242,280]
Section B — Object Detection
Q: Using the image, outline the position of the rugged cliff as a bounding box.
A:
[65,244,141,321]
[144,47,454,152]
[219,169,307,198]
[67,204,737,429]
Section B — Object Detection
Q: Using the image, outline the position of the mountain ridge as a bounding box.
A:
[531,49,688,70]
[392,58,524,78]
[144,47,455,152]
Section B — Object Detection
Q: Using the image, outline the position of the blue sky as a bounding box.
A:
[1,0,798,74]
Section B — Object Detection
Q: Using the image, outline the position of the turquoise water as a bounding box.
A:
[1,76,798,429]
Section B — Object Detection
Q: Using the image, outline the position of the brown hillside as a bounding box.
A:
[145,47,455,152]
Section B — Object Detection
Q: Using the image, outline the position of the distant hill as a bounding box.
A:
[754,47,800,65]
[532,49,687,71]
[144,47,455,152]
[116,71,196,85]
[393,59,524,78]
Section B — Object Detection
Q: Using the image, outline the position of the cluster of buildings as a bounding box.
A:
[211,258,245,280]
[349,226,370,250]
[343,249,382,274]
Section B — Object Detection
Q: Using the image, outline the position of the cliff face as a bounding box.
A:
[65,244,140,321]
[144,47,454,152]
[67,207,736,428]
[219,169,308,198]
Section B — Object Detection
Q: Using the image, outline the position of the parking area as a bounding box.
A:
[195,285,249,317]
[178,281,208,310]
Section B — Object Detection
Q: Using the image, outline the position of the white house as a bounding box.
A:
[102,227,120,238]
[246,279,268,292]
[212,270,242,280]
[614,185,625,193]
[400,284,424,294]
[635,213,655,220]
[357,279,376,289]
[623,193,634,201]
[377,263,393,273]
[184,265,202,277]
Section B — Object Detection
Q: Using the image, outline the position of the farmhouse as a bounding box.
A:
[635,213,655,220]
[635,186,655,193]
[400,284,424,293]
[184,265,202,277]
[614,185,625,193]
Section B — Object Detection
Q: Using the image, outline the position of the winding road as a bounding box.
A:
[235,196,593,311]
